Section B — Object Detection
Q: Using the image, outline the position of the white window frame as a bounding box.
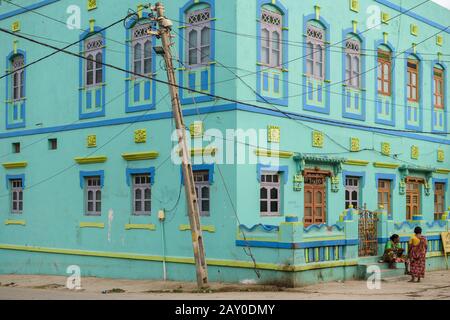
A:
[260,9,282,69]
[194,171,210,217]
[85,176,101,216]
[186,8,211,68]
[345,177,360,209]
[345,38,361,89]
[260,171,281,216]
[11,55,25,101]
[306,25,325,80]
[10,179,23,214]
[131,23,153,78]
[132,174,151,215]
[84,36,104,87]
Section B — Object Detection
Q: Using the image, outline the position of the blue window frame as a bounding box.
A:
[431,61,447,133]
[79,26,106,120]
[404,50,423,131]
[5,50,26,129]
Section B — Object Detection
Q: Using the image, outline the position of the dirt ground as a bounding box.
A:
[0,271,449,300]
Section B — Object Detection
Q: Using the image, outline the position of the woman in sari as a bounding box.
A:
[408,227,428,283]
[382,234,408,269]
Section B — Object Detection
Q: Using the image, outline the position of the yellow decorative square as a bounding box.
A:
[350,0,359,12]
[134,129,147,143]
[87,0,97,11]
[381,142,390,156]
[438,149,445,162]
[87,135,97,148]
[437,35,443,46]
[11,21,20,32]
[410,24,418,36]
[312,131,324,148]
[411,146,419,160]
[268,126,280,143]
[190,122,204,138]
[381,12,390,24]
[350,137,360,152]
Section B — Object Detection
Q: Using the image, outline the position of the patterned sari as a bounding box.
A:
[408,235,427,278]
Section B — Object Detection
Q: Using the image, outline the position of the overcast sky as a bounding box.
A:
[432,0,450,9]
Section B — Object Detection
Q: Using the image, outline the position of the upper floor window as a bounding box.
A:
[132,23,152,77]
[186,8,211,67]
[433,67,444,109]
[407,59,419,102]
[345,38,361,89]
[306,25,325,80]
[10,179,23,214]
[377,49,391,96]
[11,54,25,101]
[84,36,104,87]
[260,9,282,68]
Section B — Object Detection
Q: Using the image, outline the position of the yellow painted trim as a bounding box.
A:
[125,224,156,231]
[436,168,450,175]
[427,252,444,258]
[255,149,294,159]
[2,162,27,169]
[303,237,346,242]
[79,222,104,229]
[74,156,107,164]
[177,148,217,157]
[0,243,360,272]
[373,162,400,169]
[4,220,26,226]
[344,159,369,166]
[179,224,216,233]
[121,151,159,161]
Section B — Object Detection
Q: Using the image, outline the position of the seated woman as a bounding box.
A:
[381,234,408,270]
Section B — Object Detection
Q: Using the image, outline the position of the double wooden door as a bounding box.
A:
[304,172,327,227]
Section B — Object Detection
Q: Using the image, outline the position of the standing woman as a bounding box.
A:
[408,227,428,282]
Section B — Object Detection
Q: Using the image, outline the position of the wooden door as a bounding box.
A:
[304,172,327,227]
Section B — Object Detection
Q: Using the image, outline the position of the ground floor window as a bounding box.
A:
[434,182,446,220]
[260,171,280,216]
[377,179,392,215]
[406,178,422,220]
[304,170,328,227]
[345,176,360,209]
[10,179,23,214]
[194,171,210,216]
[85,176,101,215]
[132,174,151,215]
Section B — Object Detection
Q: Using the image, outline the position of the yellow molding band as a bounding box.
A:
[373,162,400,169]
[2,162,27,169]
[79,222,105,229]
[125,224,156,231]
[0,243,361,272]
[121,151,159,161]
[179,224,216,233]
[4,220,26,226]
[255,149,294,159]
[344,160,369,166]
[74,156,107,164]
[436,168,450,174]
[177,148,217,157]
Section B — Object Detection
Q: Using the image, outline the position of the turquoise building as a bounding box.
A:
[0,0,449,286]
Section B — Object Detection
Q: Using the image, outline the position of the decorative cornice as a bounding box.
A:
[373,162,400,169]
[436,168,450,175]
[121,151,159,161]
[125,224,156,231]
[2,162,27,169]
[4,219,26,226]
[177,147,217,157]
[79,222,104,229]
[344,159,369,166]
[179,224,216,233]
[255,149,294,159]
[74,156,107,164]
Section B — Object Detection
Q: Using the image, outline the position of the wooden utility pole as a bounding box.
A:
[153,2,208,288]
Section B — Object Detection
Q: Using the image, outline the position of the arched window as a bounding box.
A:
[377,49,392,96]
[186,7,211,67]
[11,54,25,101]
[345,38,361,89]
[306,24,325,80]
[84,36,104,86]
[260,8,282,68]
[131,23,152,77]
